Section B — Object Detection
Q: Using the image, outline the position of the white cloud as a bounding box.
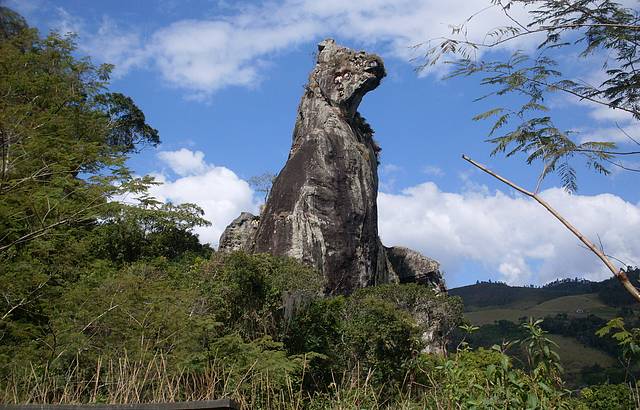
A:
[150,149,259,245]
[578,122,640,145]
[148,0,534,95]
[81,17,147,77]
[59,0,535,97]
[423,165,444,177]
[560,63,640,148]
[587,104,634,123]
[157,148,207,176]
[41,8,147,78]
[379,163,403,192]
[378,182,640,285]
[381,163,402,174]
[53,6,83,35]
[145,150,640,285]
[149,18,320,95]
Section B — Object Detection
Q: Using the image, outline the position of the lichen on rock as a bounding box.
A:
[220,39,446,297]
[251,38,393,295]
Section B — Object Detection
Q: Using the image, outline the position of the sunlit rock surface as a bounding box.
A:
[220,39,446,297]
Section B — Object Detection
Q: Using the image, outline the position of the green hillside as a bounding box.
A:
[449,281,594,311]
[450,276,640,387]
[465,293,619,326]
[549,335,617,382]
[450,269,640,312]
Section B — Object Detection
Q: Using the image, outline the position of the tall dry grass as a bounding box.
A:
[6,353,635,409]
[0,354,434,409]
[2,354,418,409]
[1,352,303,409]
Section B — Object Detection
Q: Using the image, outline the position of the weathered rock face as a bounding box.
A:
[252,39,394,295]
[386,246,446,293]
[220,39,446,297]
[218,212,260,253]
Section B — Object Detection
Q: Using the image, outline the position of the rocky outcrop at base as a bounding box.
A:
[218,212,260,253]
[386,246,446,293]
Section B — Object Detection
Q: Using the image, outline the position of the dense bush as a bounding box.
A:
[195,252,324,341]
[341,296,419,387]
[580,383,634,410]
[353,283,464,352]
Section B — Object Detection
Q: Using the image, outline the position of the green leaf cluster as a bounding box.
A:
[433,0,640,191]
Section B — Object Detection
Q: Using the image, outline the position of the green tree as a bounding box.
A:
[0,5,160,255]
[0,7,212,373]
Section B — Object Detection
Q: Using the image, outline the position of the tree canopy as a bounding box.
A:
[0,5,212,351]
[0,5,171,255]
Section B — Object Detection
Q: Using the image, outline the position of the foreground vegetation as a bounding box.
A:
[1,5,639,409]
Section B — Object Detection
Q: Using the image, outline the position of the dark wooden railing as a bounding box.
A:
[0,400,239,410]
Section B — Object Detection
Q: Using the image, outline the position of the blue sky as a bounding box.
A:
[9,0,640,288]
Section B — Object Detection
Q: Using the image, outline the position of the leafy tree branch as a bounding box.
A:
[422,0,640,191]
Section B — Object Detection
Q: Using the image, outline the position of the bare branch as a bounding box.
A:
[601,157,640,173]
[527,76,640,118]
[456,22,639,50]
[1,280,48,320]
[617,123,640,147]
[462,154,640,303]
[575,148,640,156]
[81,303,119,333]
[578,243,637,267]
[0,200,105,253]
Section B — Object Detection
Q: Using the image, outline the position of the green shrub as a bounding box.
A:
[412,320,580,409]
[353,283,464,353]
[580,383,633,410]
[196,252,325,340]
[285,296,346,388]
[286,291,421,391]
[342,296,419,387]
[0,251,326,404]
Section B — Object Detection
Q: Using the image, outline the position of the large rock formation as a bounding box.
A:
[219,39,445,296]
[251,39,391,295]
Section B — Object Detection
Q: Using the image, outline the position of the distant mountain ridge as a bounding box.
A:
[450,267,640,310]
[449,268,640,387]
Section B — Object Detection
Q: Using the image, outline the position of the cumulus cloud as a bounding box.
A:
[378,182,640,285]
[56,0,534,96]
[150,149,259,246]
[149,18,320,95]
[146,0,533,95]
[145,149,640,285]
[157,148,207,176]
